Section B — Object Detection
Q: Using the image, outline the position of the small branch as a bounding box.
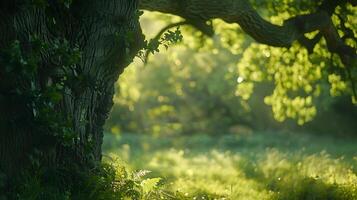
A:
[144,21,188,63]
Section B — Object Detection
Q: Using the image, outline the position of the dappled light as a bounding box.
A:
[103,133,357,199]
[102,10,357,200]
[1,1,356,199]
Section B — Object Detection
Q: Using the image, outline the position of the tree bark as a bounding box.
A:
[0,0,355,188]
[139,0,356,68]
[0,0,143,177]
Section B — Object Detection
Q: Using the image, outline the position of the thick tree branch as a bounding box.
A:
[139,0,356,68]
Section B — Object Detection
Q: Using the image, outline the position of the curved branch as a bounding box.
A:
[144,21,188,63]
[139,0,356,68]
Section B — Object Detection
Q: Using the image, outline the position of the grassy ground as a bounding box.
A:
[103,132,357,200]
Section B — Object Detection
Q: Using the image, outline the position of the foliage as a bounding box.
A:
[233,2,357,124]
[103,132,357,200]
[107,44,251,135]
[1,1,357,199]
[197,3,356,124]
[0,34,175,200]
[0,37,79,146]
[106,11,357,136]
[137,26,183,62]
[7,161,167,200]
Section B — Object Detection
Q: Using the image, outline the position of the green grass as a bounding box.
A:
[103,132,357,200]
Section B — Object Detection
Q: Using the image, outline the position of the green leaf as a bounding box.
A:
[140,178,161,194]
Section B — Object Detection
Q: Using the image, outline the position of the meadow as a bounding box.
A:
[100,10,357,199]
[103,131,357,200]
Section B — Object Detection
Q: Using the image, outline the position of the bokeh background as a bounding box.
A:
[103,10,357,200]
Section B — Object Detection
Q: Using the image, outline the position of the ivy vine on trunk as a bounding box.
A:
[0,0,143,195]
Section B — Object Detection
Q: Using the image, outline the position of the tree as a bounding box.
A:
[0,0,356,196]
[0,1,143,193]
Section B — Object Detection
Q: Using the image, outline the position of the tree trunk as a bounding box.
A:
[0,0,143,180]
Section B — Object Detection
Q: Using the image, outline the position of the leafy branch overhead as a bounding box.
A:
[139,0,356,67]
[138,26,183,63]
[138,0,357,123]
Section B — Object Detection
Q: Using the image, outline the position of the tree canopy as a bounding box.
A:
[0,0,356,198]
[133,0,357,124]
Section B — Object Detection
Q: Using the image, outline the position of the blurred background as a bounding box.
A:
[102,11,357,200]
[105,11,357,137]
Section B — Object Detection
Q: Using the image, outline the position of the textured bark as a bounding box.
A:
[0,0,143,176]
[0,0,355,181]
[139,0,356,67]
